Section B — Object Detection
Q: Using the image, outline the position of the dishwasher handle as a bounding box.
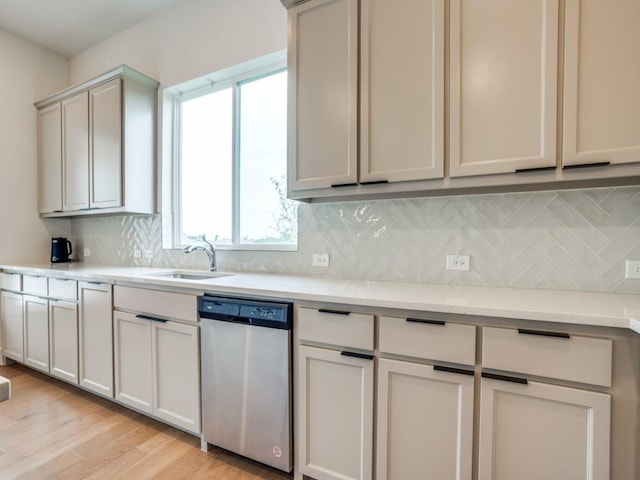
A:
[200,312,250,324]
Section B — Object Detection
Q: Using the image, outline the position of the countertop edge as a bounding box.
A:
[2,264,639,334]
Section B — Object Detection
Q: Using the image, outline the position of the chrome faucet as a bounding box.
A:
[183,235,217,271]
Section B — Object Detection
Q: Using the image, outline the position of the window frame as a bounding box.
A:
[165,53,295,251]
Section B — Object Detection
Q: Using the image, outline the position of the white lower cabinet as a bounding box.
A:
[78,282,114,398]
[23,295,49,373]
[49,299,79,383]
[297,345,374,480]
[376,359,474,480]
[478,376,611,480]
[114,311,153,412]
[1,291,24,362]
[479,326,612,480]
[113,309,200,434]
[152,319,200,432]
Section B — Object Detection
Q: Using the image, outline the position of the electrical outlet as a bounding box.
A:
[312,253,330,268]
[133,249,142,259]
[626,260,640,279]
[83,248,90,257]
[143,250,154,259]
[446,254,470,271]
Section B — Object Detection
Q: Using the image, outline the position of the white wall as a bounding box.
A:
[70,0,287,86]
[0,28,70,264]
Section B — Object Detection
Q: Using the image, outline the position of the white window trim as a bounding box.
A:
[159,50,296,252]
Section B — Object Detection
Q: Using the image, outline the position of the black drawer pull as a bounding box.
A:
[515,166,557,174]
[360,180,389,186]
[434,365,474,376]
[136,314,168,323]
[518,328,570,339]
[341,351,374,361]
[482,372,528,385]
[406,317,445,326]
[563,161,610,170]
[330,182,358,188]
[318,309,350,316]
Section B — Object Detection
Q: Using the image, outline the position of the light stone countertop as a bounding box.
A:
[2,263,639,334]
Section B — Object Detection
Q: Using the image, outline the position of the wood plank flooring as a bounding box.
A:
[0,364,292,480]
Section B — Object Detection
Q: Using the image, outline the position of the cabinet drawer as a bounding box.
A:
[297,306,374,350]
[114,286,198,323]
[379,316,476,366]
[22,275,48,296]
[48,278,78,300]
[482,326,612,387]
[0,272,21,291]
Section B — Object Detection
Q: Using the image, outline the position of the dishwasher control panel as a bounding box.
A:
[198,295,292,329]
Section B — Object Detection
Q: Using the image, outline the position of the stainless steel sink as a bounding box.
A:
[153,272,232,280]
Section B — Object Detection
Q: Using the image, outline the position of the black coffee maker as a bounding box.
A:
[51,238,73,263]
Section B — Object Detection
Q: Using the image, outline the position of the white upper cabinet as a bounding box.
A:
[449,0,559,177]
[360,0,444,183]
[37,104,62,214]
[288,0,444,193]
[90,79,122,209]
[62,92,90,211]
[288,0,359,191]
[36,65,158,217]
[563,0,640,167]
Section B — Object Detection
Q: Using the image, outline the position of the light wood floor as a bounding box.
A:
[0,364,292,480]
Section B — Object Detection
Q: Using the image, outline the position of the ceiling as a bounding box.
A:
[0,0,189,58]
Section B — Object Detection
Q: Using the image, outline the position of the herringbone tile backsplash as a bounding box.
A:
[72,186,640,294]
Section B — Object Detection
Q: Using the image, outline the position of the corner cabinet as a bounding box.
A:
[35,65,159,217]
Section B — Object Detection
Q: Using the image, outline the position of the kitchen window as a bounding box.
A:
[168,53,297,250]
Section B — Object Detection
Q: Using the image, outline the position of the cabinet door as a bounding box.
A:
[563,0,640,167]
[1,291,24,362]
[449,0,558,177]
[478,377,611,480]
[377,359,473,480]
[38,104,62,213]
[297,345,373,480]
[90,79,122,209]
[62,92,89,211]
[360,0,444,183]
[49,300,79,384]
[23,296,49,373]
[114,311,152,413]
[288,0,358,191]
[78,282,114,397]
[152,320,200,433]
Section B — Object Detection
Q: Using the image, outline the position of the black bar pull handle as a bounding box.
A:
[341,351,374,361]
[406,317,445,326]
[136,314,168,323]
[434,365,474,376]
[482,372,528,385]
[359,180,389,186]
[563,161,610,170]
[518,328,570,339]
[515,166,557,174]
[318,309,351,316]
[330,182,358,188]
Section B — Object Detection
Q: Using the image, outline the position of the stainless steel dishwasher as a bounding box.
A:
[198,295,293,472]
